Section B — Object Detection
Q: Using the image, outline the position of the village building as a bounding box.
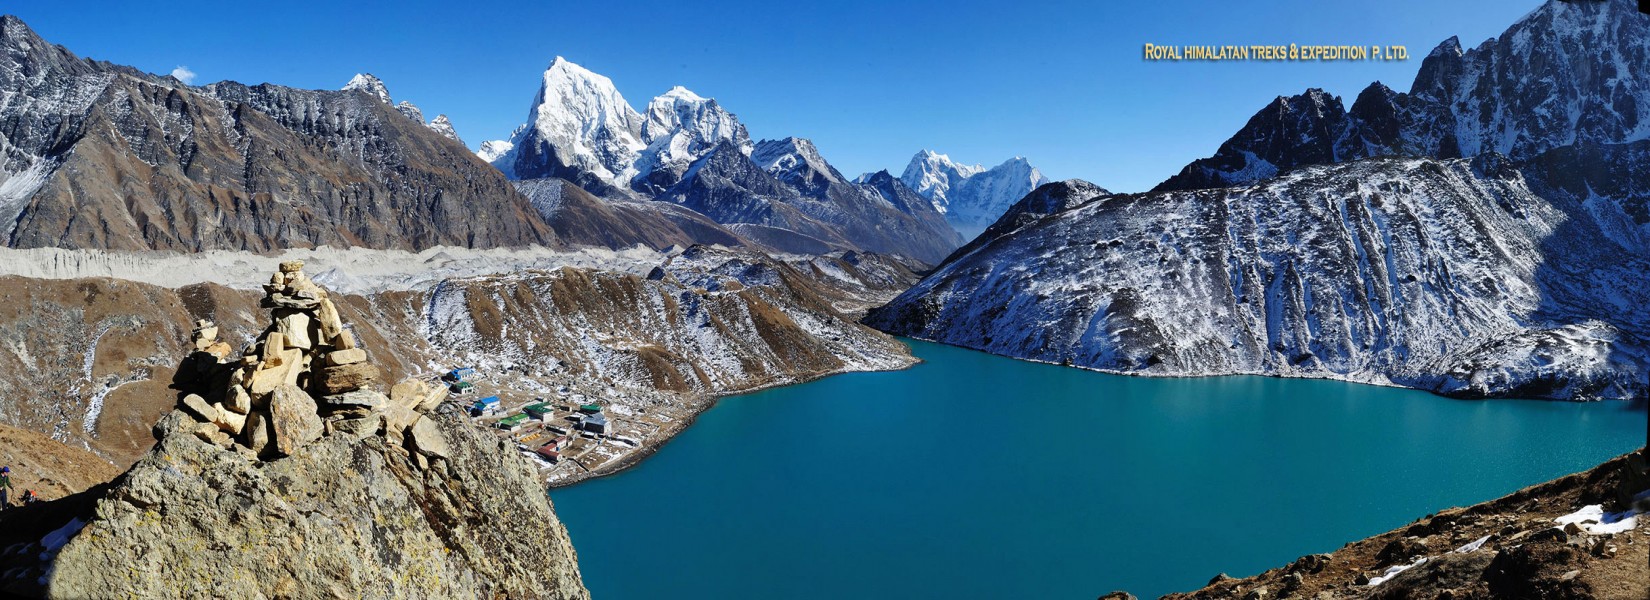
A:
[470,395,501,416]
[497,413,532,432]
[523,402,555,420]
[578,413,609,435]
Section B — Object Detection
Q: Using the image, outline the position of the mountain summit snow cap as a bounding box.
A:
[341,73,391,104]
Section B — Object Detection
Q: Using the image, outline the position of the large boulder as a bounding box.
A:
[407,417,451,460]
[267,384,324,456]
[179,394,215,422]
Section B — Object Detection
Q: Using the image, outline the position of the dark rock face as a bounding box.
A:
[659,142,857,254]
[506,127,635,198]
[1157,0,1650,192]
[0,15,555,252]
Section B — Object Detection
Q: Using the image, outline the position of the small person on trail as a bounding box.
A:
[22,489,38,505]
[0,466,11,509]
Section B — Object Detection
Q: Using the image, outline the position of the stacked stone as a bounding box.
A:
[189,320,232,359]
[175,261,452,466]
[170,319,237,399]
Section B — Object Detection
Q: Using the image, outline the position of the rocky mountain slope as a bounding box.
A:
[484,58,962,264]
[0,263,589,598]
[868,154,1650,400]
[898,150,1049,237]
[514,177,745,250]
[752,138,962,262]
[419,245,913,398]
[1147,451,1650,600]
[870,0,1650,401]
[0,16,559,252]
[1157,0,1649,192]
[0,423,119,502]
[0,243,918,485]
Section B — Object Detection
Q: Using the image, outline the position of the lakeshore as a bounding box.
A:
[550,339,1646,599]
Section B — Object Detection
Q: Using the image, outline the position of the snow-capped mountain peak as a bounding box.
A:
[640,86,748,150]
[657,85,704,103]
[901,150,984,206]
[631,85,752,193]
[477,139,514,163]
[751,137,843,189]
[428,114,463,145]
[342,73,391,103]
[395,100,424,122]
[899,149,1048,237]
[492,56,646,185]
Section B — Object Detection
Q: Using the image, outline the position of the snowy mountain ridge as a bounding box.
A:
[484,58,964,264]
[340,73,468,146]
[485,57,749,196]
[1158,0,1650,191]
[341,73,391,103]
[898,150,1048,237]
[870,0,1650,401]
[870,154,1649,400]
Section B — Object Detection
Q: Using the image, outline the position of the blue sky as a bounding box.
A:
[11,0,1542,192]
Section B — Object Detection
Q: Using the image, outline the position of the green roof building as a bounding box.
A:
[497,414,532,430]
[523,403,554,419]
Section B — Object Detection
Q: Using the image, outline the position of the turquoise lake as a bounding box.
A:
[551,340,1646,599]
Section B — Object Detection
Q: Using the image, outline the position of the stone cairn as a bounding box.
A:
[174,260,452,466]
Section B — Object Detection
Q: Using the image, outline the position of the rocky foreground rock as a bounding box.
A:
[0,263,588,598]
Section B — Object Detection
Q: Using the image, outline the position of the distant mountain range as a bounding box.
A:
[870,0,1650,400]
[0,22,1056,264]
[896,150,1048,238]
[480,57,982,263]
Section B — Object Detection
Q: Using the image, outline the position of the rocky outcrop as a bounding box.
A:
[1158,451,1650,600]
[28,404,588,599]
[0,263,589,598]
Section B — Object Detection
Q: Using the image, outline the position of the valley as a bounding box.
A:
[0,0,1645,597]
